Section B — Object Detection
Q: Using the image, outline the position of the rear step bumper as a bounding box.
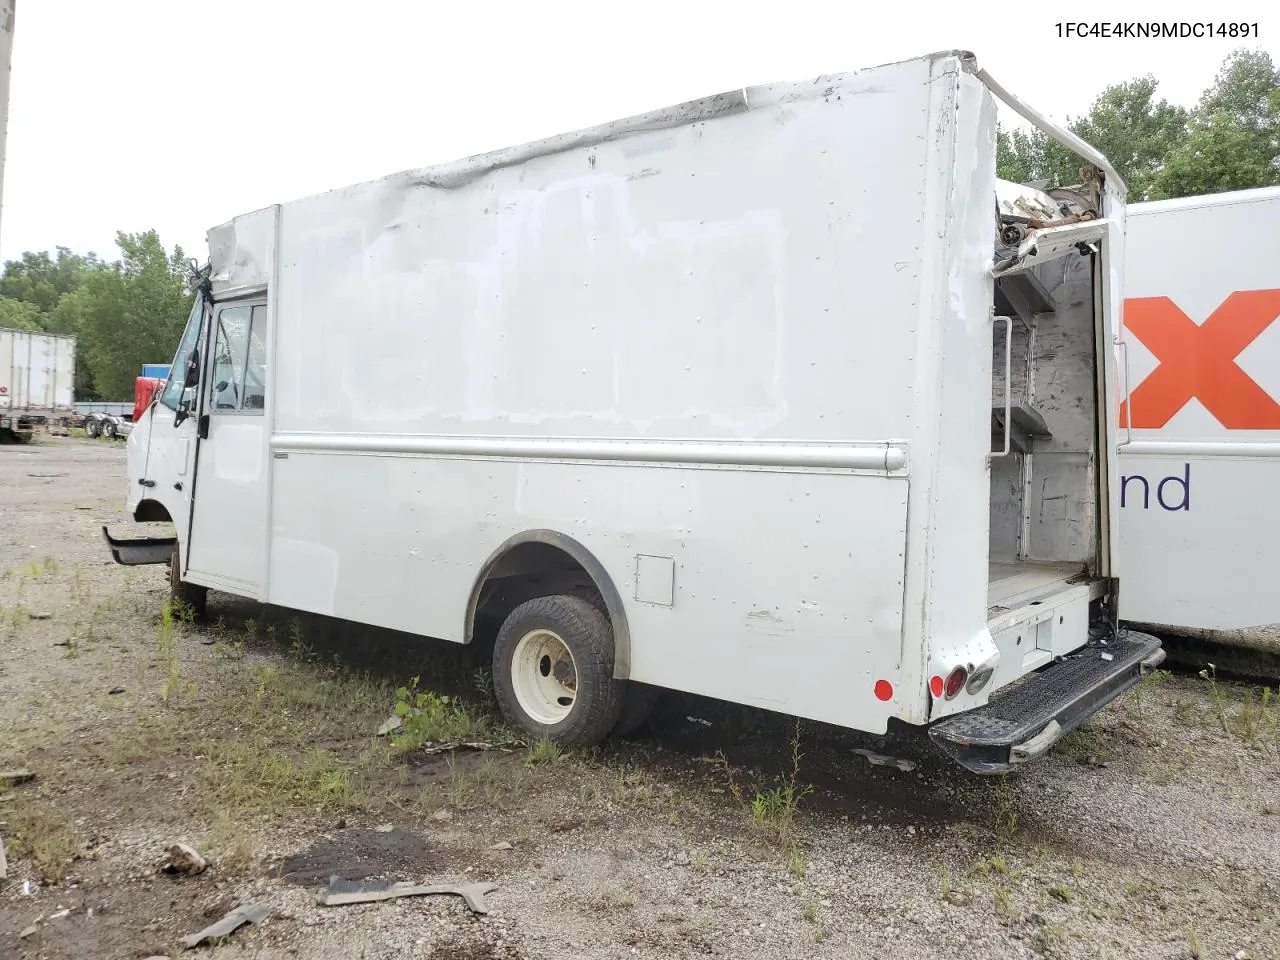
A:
[929,630,1165,774]
[102,525,176,566]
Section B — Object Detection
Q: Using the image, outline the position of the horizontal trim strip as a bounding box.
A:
[1118,440,1280,459]
[271,433,909,472]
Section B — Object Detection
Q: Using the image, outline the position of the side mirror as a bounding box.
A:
[174,350,200,427]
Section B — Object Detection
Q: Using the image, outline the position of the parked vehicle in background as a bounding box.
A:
[104,50,1165,774]
[1115,186,1280,633]
[0,327,75,441]
[82,367,169,439]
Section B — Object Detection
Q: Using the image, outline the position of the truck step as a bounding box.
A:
[929,630,1164,774]
[102,525,176,566]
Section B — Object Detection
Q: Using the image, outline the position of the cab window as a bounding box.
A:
[210,303,268,414]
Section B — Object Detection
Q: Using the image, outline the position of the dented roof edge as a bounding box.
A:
[959,54,1128,199]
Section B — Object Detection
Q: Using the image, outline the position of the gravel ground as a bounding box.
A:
[1,437,1277,960]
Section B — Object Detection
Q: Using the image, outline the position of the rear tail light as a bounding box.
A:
[943,666,968,699]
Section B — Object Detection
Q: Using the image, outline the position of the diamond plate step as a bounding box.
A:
[929,629,1165,774]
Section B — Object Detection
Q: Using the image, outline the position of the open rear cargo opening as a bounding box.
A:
[986,191,1107,626]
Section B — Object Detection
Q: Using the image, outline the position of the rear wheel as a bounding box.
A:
[169,548,208,621]
[493,595,624,747]
[103,419,118,439]
[84,418,100,439]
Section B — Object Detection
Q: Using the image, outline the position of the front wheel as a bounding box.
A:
[169,548,208,621]
[493,595,624,747]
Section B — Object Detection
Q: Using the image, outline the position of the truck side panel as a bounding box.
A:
[263,57,951,731]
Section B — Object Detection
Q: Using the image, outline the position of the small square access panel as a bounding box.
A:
[634,554,675,606]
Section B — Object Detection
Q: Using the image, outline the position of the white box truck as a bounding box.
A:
[0,327,76,440]
[103,50,1164,773]
[1116,186,1280,633]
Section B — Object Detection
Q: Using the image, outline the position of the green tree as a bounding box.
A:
[0,297,44,331]
[1151,49,1280,198]
[1069,78,1188,200]
[997,76,1188,200]
[73,231,193,401]
[0,247,102,317]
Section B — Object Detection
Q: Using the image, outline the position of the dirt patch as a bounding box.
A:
[278,826,437,885]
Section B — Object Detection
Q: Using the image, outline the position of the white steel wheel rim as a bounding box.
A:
[511,628,578,725]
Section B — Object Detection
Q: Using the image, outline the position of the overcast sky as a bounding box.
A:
[2,0,1276,263]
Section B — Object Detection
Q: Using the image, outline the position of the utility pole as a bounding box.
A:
[0,0,14,247]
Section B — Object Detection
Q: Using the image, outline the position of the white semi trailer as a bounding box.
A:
[104,50,1164,773]
[0,327,76,440]
[1115,185,1280,635]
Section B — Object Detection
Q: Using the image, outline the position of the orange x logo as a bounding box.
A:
[1120,290,1280,429]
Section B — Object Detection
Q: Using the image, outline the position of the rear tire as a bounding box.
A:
[85,418,100,439]
[103,419,118,439]
[493,595,624,747]
[169,548,208,621]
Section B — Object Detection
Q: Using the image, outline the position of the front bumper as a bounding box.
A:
[928,629,1165,774]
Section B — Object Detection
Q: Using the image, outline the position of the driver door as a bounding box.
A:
[185,299,270,597]
[137,298,204,550]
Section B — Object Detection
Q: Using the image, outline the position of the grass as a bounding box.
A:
[719,720,811,870]
[1035,923,1069,951]
[1198,665,1279,751]
[200,740,378,816]
[1048,883,1074,903]
[6,805,81,883]
[786,845,808,878]
[1139,743,1199,784]
[158,599,193,701]
[1125,668,1171,718]
[993,884,1019,921]
[389,676,495,751]
[1187,923,1202,958]
[598,887,636,910]
[527,737,566,766]
[203,808,256,875]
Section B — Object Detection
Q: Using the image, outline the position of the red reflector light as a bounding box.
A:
[944,666,968,699]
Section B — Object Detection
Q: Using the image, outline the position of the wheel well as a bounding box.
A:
[133,499,173,523]
[466,531,632,679]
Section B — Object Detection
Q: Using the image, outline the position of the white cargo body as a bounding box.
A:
[0,327,76,438]
[1116,186,1280,631]
[107,50,1163,773]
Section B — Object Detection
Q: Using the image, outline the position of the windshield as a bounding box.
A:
[159,297,204,411]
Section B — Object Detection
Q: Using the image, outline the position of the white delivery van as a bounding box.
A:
[1116,186,1280,633]
[104,50,1164,774]
[0,327,76,440]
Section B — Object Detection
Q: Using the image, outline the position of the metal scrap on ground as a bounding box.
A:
[419,740,522,756]
[0,768,35,787]
[181,901,272,949]
[852,748,918,773]
[316,875,498,914]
